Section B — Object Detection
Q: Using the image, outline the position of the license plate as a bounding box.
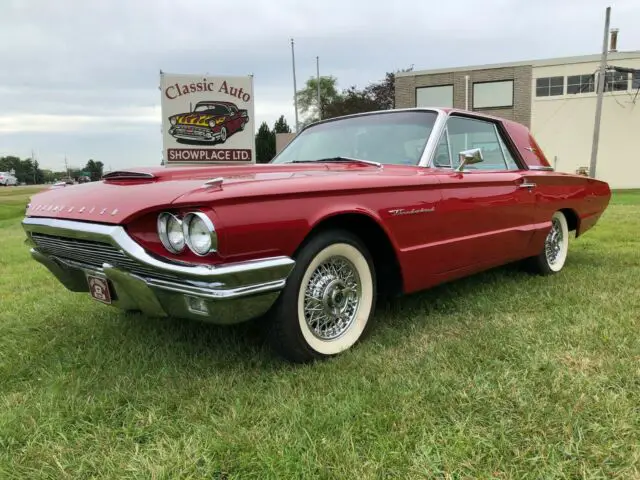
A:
[87,275,112,304]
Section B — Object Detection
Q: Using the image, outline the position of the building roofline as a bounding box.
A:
[396,50,640,77]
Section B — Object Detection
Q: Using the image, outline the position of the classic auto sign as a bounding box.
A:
[160,72,255,164]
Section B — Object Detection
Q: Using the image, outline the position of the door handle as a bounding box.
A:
[518,182,537,189]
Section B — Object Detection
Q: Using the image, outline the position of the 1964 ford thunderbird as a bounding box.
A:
[22,108,611,363]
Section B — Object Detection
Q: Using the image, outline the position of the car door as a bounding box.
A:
[227,105,241,132]
[429,114,537,272]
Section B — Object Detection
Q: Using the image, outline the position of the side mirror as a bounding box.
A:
[456,148,484,172]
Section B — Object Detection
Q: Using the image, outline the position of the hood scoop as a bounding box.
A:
[103,170,156,181]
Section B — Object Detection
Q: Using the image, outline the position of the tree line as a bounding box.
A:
[255,66,412,163]
[0,156,104,185]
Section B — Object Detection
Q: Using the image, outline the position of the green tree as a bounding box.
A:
[255,121,275,163]
[33,160,44,184]
[84,159,104,181]
[273,115,291,134]
[41,169,55,183]
[296,76,341,125]
[363,66,413,110]
[321,66,415,120]
[324,86,379,119]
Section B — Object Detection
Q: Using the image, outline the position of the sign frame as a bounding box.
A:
[160,72,256,166]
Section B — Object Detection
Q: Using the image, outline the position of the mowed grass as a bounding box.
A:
[0,186,47,221]
[0,188,639,479]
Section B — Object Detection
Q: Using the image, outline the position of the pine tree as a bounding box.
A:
[255,121,275,163]
[273,115,291,134]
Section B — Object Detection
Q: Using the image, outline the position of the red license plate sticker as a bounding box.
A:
[87,275,112,304]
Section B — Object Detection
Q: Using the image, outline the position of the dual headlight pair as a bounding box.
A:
[157,212,217,256]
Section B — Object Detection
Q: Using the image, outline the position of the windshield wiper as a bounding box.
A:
[292,156,382,168]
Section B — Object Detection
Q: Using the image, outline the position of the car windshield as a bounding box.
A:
[270,111,438,166]
[194,104,228,115]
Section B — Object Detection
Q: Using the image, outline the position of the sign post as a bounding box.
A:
[160,72,256,165]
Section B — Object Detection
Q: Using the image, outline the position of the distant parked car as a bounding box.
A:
[49,179,75,190]
[0,172,18,186]
[77,175,91,184]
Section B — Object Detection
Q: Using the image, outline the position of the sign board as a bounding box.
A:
[160,72,255,164]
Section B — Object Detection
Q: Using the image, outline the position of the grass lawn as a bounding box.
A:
[0,187,639,479]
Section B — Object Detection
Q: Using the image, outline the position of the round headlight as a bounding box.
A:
[183,212,217,255]
[157,212,185,253]
[208,119,216,128]
[170,117,177,125]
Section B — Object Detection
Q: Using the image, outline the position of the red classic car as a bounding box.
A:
[22,108,611,363]
[167,100,248,144]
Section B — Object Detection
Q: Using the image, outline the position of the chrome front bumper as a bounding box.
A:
[22,217,295,324]
[168,126,221,142]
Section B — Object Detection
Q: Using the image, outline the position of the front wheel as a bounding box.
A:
[526,211,570,275]
[268,230,376,363]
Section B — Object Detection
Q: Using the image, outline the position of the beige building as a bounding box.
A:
[396,50,640,189]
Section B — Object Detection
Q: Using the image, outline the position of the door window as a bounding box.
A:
[433,128,452,167]
[441,116,519,170]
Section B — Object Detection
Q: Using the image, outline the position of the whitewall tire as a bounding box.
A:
[527,211,570,275]
[268,229,376,363]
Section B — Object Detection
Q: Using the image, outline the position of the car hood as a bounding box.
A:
[25,163,435,224]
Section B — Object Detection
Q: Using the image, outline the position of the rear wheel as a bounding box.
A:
[268,230,376,363]
[526,211,569,275]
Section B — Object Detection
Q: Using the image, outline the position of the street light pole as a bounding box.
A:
[291,38,299,132]
[316,56,321,120]
[589,6,611,179]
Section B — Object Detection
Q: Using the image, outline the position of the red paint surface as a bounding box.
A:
[25,112,611,294]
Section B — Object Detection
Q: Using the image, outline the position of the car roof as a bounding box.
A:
[304,107,522,131]
[195,100,236,106]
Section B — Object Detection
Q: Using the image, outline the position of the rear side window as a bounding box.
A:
[440,116,520,170]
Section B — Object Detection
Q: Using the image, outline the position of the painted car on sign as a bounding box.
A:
[167,100,249,144]
[22,108,611,363]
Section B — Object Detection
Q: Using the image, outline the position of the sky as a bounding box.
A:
[1,0,639,172]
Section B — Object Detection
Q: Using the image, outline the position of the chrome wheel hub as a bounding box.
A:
[304,256,361,340]
[545,218,564,265]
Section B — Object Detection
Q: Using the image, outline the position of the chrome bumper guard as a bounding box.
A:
[22,217,295,324]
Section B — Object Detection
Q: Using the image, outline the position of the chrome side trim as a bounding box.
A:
[22,217,295,289]
[528,165,555,171]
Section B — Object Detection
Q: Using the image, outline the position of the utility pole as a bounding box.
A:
[589,6,611,179]
[291,38,299,132]
[316,56,321,120]
[64,155,69,178]
[31,149,36,184]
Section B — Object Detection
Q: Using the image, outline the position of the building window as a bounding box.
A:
[604,71,628,92]
[536,76,564,96]
[633,71,640,90]
[567,75,595,94]
[472,80,514,109]
[416,85,453,108]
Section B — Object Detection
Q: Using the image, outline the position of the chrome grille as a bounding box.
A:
[30,233,177,281]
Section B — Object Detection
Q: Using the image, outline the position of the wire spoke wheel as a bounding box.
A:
[545,217,564,266]
[303,256,362,340]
